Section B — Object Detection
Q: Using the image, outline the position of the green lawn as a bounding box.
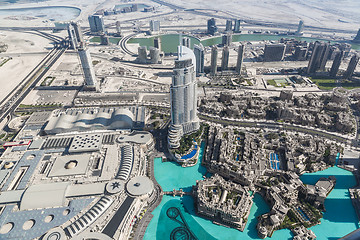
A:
[267,79,289,87]
[310,78,360,90]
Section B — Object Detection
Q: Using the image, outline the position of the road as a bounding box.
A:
[0,41,68,124]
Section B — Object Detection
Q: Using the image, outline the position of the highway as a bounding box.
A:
[0,40,68,124]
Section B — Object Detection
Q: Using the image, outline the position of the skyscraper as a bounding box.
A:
[353,29,360,43]
[88,15,105,33]
[236,44,245,75]
[330,50,343,78]
[221,46,230,71]
[153,37,162,51]
[116,21,122,36]
[233,19,241,33]
[182,37,191,48]
[295,20,304,36]
[168,46,199,149]
[343,54,359,80]
[263,44,286,62]
[210,46,218,75]
[222,32,232,46]
[78,44,97,91]
[67,22,83,50]
[194,44,204,76]
[149,47,160,64]
[137,46,148,63]
[100,33,109,45]
[207,18,218,35]
[149,20,160,34]
[226,20,232,32]
[307,41,330,74]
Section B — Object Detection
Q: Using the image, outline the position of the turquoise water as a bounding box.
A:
[129,33,360,53]
[300,166,358,240]
[147,142,358,239]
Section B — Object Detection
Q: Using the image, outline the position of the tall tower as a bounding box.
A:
[222,32,232,46]
[194,44,204,76]
[210,46,218,75]
[343,54,359,80]
[88,15,105,33]
[307,42,329,74]
[330,51,343,77]
[233,19,241,33]
[153,37,162,51]
[182,37,191,48]
[353,29,360,43]
[225,20,232,32]
[78,44,97,91]
[149,20,160,34]
[207,18,217,35]
[221,46,230,71]
[116,21,122,36]
[295,20,304,36]
[168,46,199,149]
[236,44,245,75]
[67,22,83,50]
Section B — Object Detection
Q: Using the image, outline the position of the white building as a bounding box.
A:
[168,46,200,148]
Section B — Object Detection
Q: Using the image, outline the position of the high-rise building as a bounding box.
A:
[294,46,308,61]
[234,19,241,33]
[149,20,160,34]
[168,45,200,149]
[153,37,162,51]
[100,33,109,45]
[149,47,160,64]
[319,43,330,71]
[88,15,105,33]
[137,46,148,63]
[194,44,204,76]
[353,29,360,43]
[295,20,304,36]
[221,46,230,71]
[236,44,245,75]
[263,44,286,62]
[307,41,330,74]
[182,37,191,48]
[78,44,97,91]
[343,54,359,79]
[330,50,343,77]
[67,22,83,50]
[222,32,232,46]
[116,21,121,36]
[210,46,218,75]
[207,18,218,35]
[226,20,232,32]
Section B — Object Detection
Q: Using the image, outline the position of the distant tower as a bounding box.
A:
[330,50,344,77]
[194,44,204,76]
[319,42,330,71]
[236,44,245,75]
[149,20,160,34]
[307,41,330,74]
[225,20,233,32]
[116,21,122,36]
[137,46,148,63]
[153,37,162,51]
[149,47,160,64]
[343,54,359,80]
[353,29,360,43]
[100,33,109,45]
[233,19,241,33]
[88,15,105,33]
[207,18,218,35]
[168,45,199,149]
[78,44,97,91]
[210,46,218,75]
[67,22,83,50]
[182,37,191,48]
[295,20,304,36]
[221,46,230,71]
[222,32,232,46]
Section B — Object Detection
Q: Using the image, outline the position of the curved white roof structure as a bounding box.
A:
[117,145,133,181]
